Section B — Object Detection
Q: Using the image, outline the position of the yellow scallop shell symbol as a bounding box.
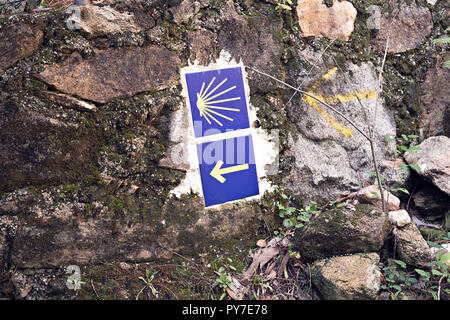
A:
[196,77,241,126]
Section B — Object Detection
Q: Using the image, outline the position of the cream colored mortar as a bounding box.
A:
[165,51,277,209]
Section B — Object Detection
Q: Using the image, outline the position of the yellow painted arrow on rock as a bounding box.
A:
[302,67,377,138]
[210,160,249,183]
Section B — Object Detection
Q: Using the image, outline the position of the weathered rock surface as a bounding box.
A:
[372,3,433,53]
[0,21,44,73]
[169,0,202,24]
[76,5,142,38]
[187,29,216,66]
[419,59,450,139]
[294,204,391,260]
[357,185,400,211]
[295,0,357,41]
[38,46,181,103]
[404,136,450,195]
[393,223,432,268]
[285,62,396,202]
[379,158,411,197]
[388,210,411,228]
[217,0,283,93]
[9,193,264,268]
[0,100,101,193]
[310,253,381,300]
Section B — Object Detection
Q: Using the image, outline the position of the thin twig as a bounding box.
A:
[437,275,444,300]
[4,264,19,296]
[331,57,386,213]
[155,283,179,300]
[91,280,103,300]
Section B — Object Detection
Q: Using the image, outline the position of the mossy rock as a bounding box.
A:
[294,204,391,260]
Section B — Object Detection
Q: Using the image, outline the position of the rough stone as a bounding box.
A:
[187,29,216,66]
[295,0,357,41]
[285,62,396,202]
[0,100,101,193]
[75,5,142,38]
[388,210,411,228]
[9,193,263,268]
[217,0,283,93]
[38,46,181,103]
[294,204,391,260]
[357,185,400,211]
[379,158,411,197]
[372,3,433,53]
[404,136,450,195]
[310,253,381,300]
[169,0,202,24]
[0,21,44,73]
[419,57,450,139]
[393,223,432,268]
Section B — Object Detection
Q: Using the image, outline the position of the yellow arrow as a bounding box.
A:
[301,67,377,138]
[210,160,249,183]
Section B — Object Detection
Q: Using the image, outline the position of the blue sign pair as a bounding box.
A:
[185,67,259,207]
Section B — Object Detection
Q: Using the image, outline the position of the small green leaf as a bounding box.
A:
[283,218,295,228]
[427,241,443,249]
[407,135,419,139]
[409,163,422,171]
[401,134,408,141]
[385,134,395,142]
[438,252,450,264]
[415,269,431,281]
[432,37,450,44]
[281,193,288,199]
[391,187,410,195]
[407,146,421,152]
[394,260,407,269]
[427,261,448,270]
[285,207,296,215]
[431,269,443,276]
[400,163,409,171]
[298,215,310,222]
[391,284,402,292]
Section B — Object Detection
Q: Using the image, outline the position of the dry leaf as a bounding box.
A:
[226,287,240,300]
[241,247,279,282]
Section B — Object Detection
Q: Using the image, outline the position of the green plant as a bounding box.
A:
[381,259,417,299]
[138,268,159,298]
[277,200,318,233]
[415,238,450,300]
[251,274,273,299]
[214,271,233,300]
